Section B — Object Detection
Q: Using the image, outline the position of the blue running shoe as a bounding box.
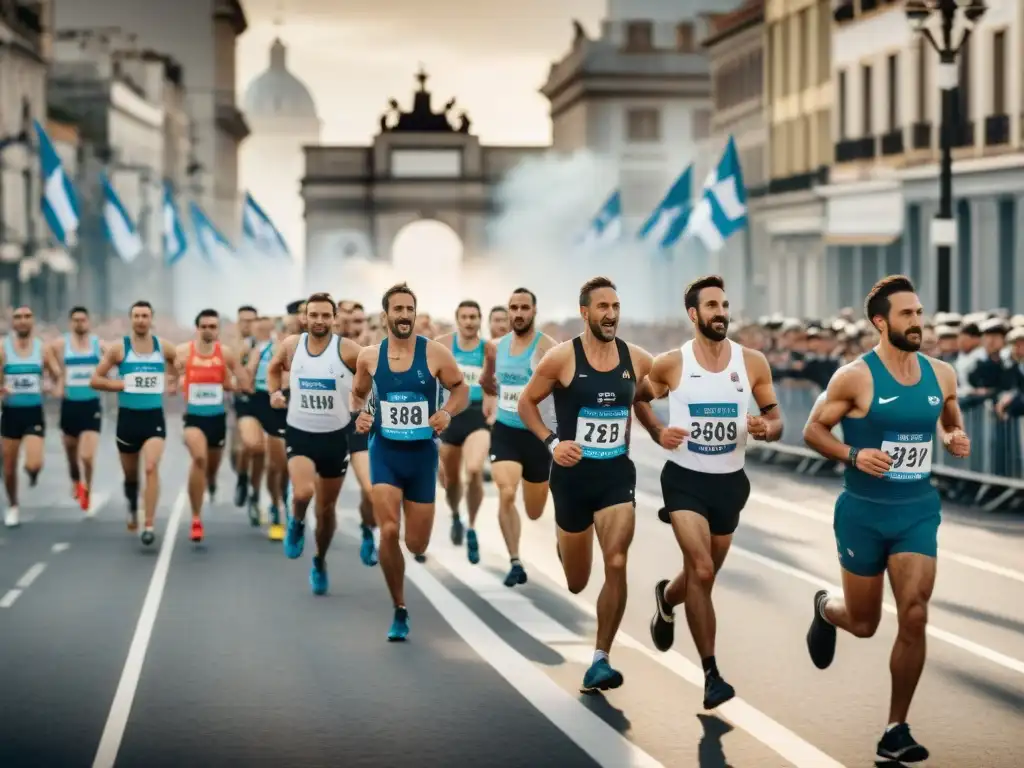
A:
[284,515,305,559]
[503,561,527,588]
[268,504,281,526]
[466,529,480,565]
[310,556,328,595]
[580,658,624,693]
[360,524,378,566]
[387,607,410,642]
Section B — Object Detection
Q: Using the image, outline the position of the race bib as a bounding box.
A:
[460,364,483,389]
[686,402,740,455]
[498,383,524,413]
[8,373,40,394]
[65,364,95,386]
[575,406,628,459]
[124,372,164,394]
[188,382,224,406]
[296,377,337,414]
[881,431,933,481]
[380,393,431,441]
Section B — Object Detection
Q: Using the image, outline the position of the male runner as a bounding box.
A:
[230,304,257,498]
[0,306,59,528]
[269,293,360,595]
[481,287,557,588]
[635,274,782,710]
[353,283,468,641]
[519,277,654,692]
[247,315,287,540]
[803,275,970,763]
[489,305,510,339]
[91,300,178,545]
[435,300,493,563]
[50,306,105,514]
[232,305,266,520]
[177,309,249,543]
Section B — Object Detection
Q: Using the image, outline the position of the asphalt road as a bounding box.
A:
[1,416,1022,768]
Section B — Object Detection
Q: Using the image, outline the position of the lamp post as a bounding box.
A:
[905,0,986,313]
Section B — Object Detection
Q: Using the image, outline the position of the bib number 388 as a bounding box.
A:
[380,395,432,441]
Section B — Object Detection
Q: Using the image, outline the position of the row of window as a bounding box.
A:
[623,107,711,144]
[622,20,696,53]
[714,50,764,112]
[766,0,832,102]
[770,110,831,179]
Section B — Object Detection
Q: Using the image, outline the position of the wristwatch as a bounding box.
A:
[544,432,560,454]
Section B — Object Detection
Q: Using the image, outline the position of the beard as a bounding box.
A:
[697,314,729,342]
[512,317,534,336]
[588,317,616,342]
[390,318,413,339]
[308,325,331,338]
[889,326,922,352]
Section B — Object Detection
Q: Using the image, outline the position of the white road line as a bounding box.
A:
[52,542,70,554]
[16,562,47,589]
[426,506,847,768]
[0,588,21,608]
[92,491,187,768]
[635,489,1024,677]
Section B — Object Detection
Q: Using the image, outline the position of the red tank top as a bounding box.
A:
[183,341,227,407]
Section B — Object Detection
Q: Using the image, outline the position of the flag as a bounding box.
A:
[684,136,748,251]
[101,173,143,263]
[189,202,234,266]
[576,190,622,250]
[241,192,290,258]
[163,183,187,266]
[637,165,693,250]
[34,120,80,248]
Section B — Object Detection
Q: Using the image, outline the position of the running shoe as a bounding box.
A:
[310,556,328,595]
[466,529,480,564]
[387,607,410,642]
[876,723,929,763]
[283,515,305,559]
[807,589,837,669]
[360,524,378,566]
[450,515,464,546]
[580,658,623,693]
[190,518,204,543]
[650,579,675,652]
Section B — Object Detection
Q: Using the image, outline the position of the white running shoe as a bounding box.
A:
[4,506,20,528]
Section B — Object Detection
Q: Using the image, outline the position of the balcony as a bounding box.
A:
[951,121,974,148]
[910,122,931,150]
[880,129,904,156]
[984,114,1009,146]
[767,166,828,195]
[834,136,876,163]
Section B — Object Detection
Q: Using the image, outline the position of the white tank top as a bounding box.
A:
[286,333,353,433]
[666,339,751,474]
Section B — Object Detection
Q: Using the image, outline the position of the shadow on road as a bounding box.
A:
[696,713,734,768]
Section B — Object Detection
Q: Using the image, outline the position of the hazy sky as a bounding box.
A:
[236,0,605,145]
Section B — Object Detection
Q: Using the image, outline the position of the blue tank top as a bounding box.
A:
[117,336,165,411]
[841,350,944,503]
[3,336,43,408]
[64,333,102,402]
[495,333,542,429]
[452,336,485,404]
[372,335,438,442]
[254,342,273,392]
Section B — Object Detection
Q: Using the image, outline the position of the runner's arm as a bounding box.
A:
[430,341,468,419]
[519,342,569,442]
[746,349,784,441]
[338,338,367,411]
[932,359,966,443]
[351,345,376,407]
[632,351,675,442]
[89,342,125,392]
[802,365,861,462]
[266,335,297,394]
[225,347,250,392]
[479,340,497,396]
[43,342,62,384]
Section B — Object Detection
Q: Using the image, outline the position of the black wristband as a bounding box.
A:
[848,447,859,467]
[544,432,558,446]
[350,410,360,421]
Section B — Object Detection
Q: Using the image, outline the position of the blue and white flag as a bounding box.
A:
[576,190,622,250]
[242,192,290,258]
[34,120,80,248]
[101,174,143,263]
[685,136,748,252]
[189,202,234,266]
[637,164,693,250]
[163,183,188,266]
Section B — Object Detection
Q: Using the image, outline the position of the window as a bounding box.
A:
[992,30,1007,114]
[838,69,848,139]
[818,0,831,83]
[958,35,972,120]
[798,9,809,91]
[780,20,790,96]
[624,21,654,52]
[861,64,873,135]
[625,108,661,142]
[676,23,694,52]
[886,53,899,131]
[692,109,711,140]
[916,38,927,122]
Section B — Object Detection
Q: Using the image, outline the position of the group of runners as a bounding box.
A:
[0,273,969,763]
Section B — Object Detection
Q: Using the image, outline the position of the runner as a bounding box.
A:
[415,312,436,338]
[230,304,258,503]
[488,305,510,339]
[482,287,557,588]
[176,309,250,543]
[634,274,782,710]
[0,306,59,528]
[279,299,307,516]
[247,316,287,541]
[269,293,360,595]
[435,300,493,563]
[90,300,178,545]
[519,277,654,692]
[352,282,469,641]
[49,306,105,515]
[802,275,970,763]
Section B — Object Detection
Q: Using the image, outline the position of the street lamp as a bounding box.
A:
[905,0,986,313]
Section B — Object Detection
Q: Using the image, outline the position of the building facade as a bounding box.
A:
[824,0,1023,315]
[760,0,832,318]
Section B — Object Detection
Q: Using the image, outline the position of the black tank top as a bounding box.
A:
[553,336,635,460]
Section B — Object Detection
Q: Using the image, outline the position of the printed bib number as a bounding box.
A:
[8,373,40,394]
[575,407,628,459]
[498,383,523,413]
[460,364,483,388]
[188,383,224,406]
[881,431,933,481]
[380,394,431,441]
[686,403,740,455]
[296,377,337,414]
[124,372,164,393]
[65,365,95,386]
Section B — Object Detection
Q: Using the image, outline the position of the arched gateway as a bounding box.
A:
[301,69,545,292]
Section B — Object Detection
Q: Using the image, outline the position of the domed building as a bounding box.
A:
[240,37,321,270]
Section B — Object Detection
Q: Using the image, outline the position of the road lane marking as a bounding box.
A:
[635,489,1024,677]
[0,588,21,608]
[52,542,70,554]
[405,545,664,768]
[16,562,47,589]
[421,507,847,768]
[92,491,187,768]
